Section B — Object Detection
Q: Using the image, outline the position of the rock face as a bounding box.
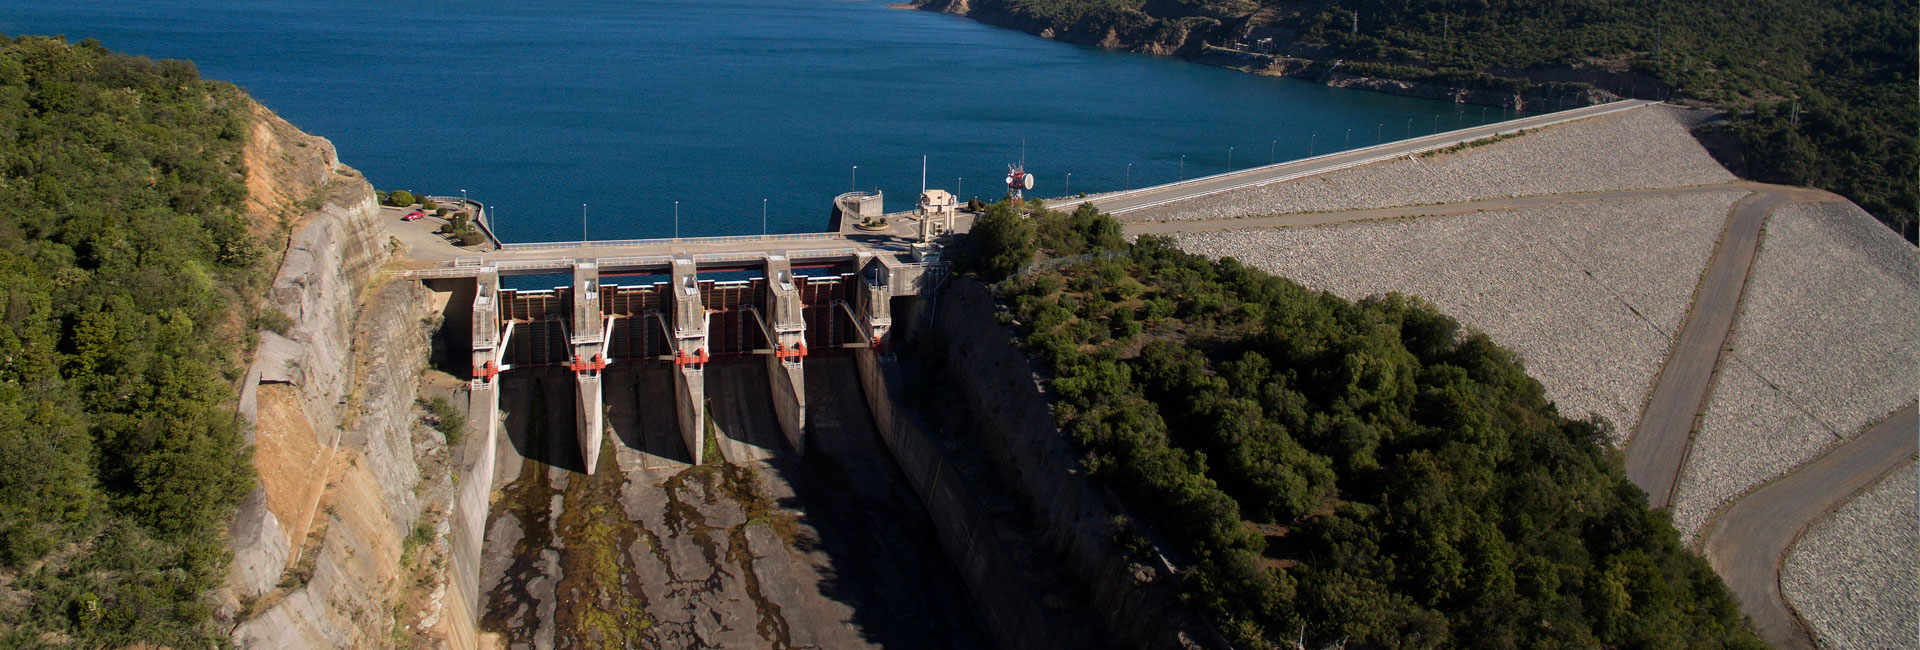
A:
[223,103,455,647]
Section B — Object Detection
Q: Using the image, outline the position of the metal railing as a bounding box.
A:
[500,231,842,252]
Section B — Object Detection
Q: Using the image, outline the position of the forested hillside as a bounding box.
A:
[960,201,1767,649]
[0,36,262,646]
[924,0,1917,235]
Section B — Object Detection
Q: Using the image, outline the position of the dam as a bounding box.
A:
[421,241,973,647]
[400,99,1663,649]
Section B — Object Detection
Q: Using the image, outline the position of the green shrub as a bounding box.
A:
[421,198,438,211]
[0,35,262,646]
[993,211,1767,649]
[386,189,416,206]
[437,222,455,235]
[423,396,466,445]
[456,230,486,247]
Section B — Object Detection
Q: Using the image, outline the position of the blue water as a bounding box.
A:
[1,0,1522,242]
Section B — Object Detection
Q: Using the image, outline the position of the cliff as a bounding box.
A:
[220,102,460,648]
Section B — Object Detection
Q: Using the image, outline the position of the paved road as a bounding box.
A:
[1624,189,1789,508]
[1121,183,1754,236]
[1698,404,1919,650]
[1047,99,1661,215]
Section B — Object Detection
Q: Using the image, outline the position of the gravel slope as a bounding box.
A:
[1131,105,1735,222]
[1781,463,1919,650]
[1671,202,1920,541]
[1176,191,1740,442]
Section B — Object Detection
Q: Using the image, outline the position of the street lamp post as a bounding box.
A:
[1480,106,1488,125]
[851,166,858,192]
[1309,133,1316,156]
[762,198,768,236]
[1228,146,1234,171]
[1344,128,1351,150]
[1126,163,1132,190]
[1406,118,1413,139]
[1270,140,1276,164]
[1433,114,1439,134]
[460,189,468,210]
[674,201,680,239]
[1065,172,1071,197]
[581,203,587,242]
[1179,154,1185,180]
[1376,123,1382,145]
[957,177,962,199]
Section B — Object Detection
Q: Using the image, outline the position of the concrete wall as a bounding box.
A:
[931,278,1224,649]
[853,348,1061,650]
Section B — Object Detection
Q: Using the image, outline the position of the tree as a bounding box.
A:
[964,202,1036,281]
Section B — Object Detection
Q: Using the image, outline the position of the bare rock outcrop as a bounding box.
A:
[221,103,455,648]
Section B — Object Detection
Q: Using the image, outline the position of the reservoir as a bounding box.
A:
[1,0,1520,242]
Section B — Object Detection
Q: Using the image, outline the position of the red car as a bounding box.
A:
[402,209,425,221]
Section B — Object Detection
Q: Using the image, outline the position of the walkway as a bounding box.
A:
[1048,99,1661,215]
[1625,189,1791,508]
[1698,405,1918,650]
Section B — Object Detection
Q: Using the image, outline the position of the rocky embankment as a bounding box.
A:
[1131,105,1731,223]
[1670,201,1920,541]
[221,102,459,648]
[914,0,1220,56]
[1782,463,1919,649]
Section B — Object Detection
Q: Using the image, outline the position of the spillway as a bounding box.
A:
[476,358,987,648]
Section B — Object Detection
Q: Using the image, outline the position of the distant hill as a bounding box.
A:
[917,0,1917,237]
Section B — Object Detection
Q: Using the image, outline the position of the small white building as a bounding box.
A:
[917,189,956,241]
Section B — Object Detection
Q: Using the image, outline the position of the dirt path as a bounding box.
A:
[1622,189,1791,507]
[1698,405,1919,650]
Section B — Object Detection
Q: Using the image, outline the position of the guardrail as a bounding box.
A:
[1045,99,1660,214]
[397,246,869,279]
[499,231,842,251]
[424,196,504,249]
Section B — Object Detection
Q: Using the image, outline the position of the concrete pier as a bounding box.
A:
[669,258,709,464]
[854,254,894,349]
[570,263,610,473]
[453,268,504,631]
[761,255,808,451]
